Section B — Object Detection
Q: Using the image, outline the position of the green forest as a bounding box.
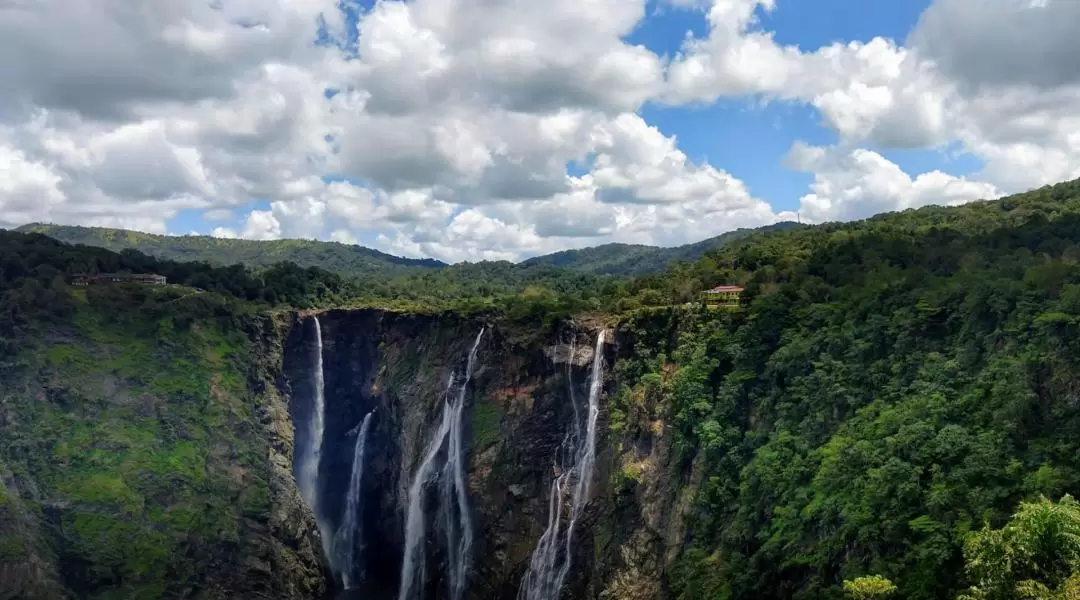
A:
[5,178,1080,598]
[609,178,1080,599]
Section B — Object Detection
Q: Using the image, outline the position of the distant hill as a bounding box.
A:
[522,222,803,275]
[16,221,802,281]
[14,224,446,279]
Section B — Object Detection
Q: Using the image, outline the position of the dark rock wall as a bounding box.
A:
[282,310,640,600]
[2,305,684,600]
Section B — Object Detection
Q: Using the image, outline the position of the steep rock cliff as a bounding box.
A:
[0,302,692,600]
[281,308,691,600]
[0,302,326,599]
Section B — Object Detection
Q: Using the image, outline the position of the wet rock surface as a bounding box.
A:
[281,311,668,600]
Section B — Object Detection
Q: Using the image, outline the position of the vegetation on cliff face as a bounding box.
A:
[604,178,1080,600]
[0,276,324,598]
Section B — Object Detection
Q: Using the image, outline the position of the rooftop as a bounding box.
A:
[704,285,744,293]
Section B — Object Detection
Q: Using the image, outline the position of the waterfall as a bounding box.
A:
[333,409,375,589]
[299,317,327,512]
[398,328,485,600]
[299,316,332,562]
[518,330,605,600]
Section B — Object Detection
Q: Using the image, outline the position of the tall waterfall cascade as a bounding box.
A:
[299,316,326,510]
[518,330,606,600]
[296,316,334,566]
[398,329,486,600]
[333,409,375,589]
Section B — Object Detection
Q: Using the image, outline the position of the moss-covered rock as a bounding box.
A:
[0,291,325,599]
[2,294,687,600]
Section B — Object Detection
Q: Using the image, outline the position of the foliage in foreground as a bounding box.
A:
[846,495,1080,600]
[959,494,1080,600]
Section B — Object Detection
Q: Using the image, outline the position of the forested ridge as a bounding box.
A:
[609,177,1080,599]
[519,221,801,275]
[14,223,447,277]
[0,231,353,355]
[18,220,800,279]
[0,229,614,345]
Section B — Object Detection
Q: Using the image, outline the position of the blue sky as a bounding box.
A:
[631,0,938,215]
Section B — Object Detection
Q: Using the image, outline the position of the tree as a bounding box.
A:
[844,575,898,600]
[959,495,1080,600]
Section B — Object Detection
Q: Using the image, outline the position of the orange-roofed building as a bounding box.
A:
[702,285,744,309]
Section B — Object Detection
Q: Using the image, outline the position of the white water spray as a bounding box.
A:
[518,330,605,600]
[398,329,485,600]
[334,409,375,589]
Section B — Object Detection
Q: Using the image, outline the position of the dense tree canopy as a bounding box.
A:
[607,178,1080,599]
[0,230,611,354]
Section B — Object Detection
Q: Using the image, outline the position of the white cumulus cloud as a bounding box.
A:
[1,0,1078,261]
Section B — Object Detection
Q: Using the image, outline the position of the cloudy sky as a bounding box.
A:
[2,0,1078,262]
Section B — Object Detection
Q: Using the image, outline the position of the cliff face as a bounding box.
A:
[0,304,325,600]
[281,309,693,600]
[0,304,692,600]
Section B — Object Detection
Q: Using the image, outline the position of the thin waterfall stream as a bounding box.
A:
[297,316,333,566]
[398,328,485,600]
[518,330,606,600]
[334,409,375,589]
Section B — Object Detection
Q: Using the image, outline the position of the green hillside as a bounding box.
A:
[14,223,446,278]
[612,177,1080,599]
[521,221,802,275]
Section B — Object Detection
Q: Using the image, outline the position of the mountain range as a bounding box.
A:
[15,221,802,279]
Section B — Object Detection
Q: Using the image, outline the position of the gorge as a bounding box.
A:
[5,291,694,600]
[279,311,634,600]
[7,180,1080,600]
[7,285,1080,600]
